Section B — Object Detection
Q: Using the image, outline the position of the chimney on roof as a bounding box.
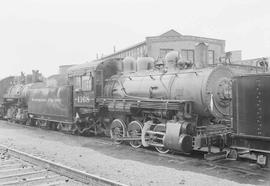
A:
[195,42,209,68]
[113,46,116,53]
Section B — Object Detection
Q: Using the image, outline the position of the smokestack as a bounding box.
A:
[195,42,209,68]
[113,46,116,53]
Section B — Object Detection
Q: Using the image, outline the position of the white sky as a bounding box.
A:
[0,0,270,78]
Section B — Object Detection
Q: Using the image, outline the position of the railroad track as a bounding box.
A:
[80,134,270,183]
[1,121,270,185]
[0,145,126,186]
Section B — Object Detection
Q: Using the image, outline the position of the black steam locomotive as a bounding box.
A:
[0,43,269,165]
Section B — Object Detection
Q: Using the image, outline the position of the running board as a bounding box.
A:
[115,137,147,141]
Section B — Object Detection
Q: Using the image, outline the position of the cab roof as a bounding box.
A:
[67,60,102,77]
[67,58,123,77]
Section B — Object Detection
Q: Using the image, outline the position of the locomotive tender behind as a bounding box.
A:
[229,74,270,166]
[0,42,267,157]
[28,86,73,129]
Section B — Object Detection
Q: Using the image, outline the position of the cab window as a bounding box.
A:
[74,76,81,89]
[82,73,92,91]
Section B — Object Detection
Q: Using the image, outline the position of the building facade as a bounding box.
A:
[101,29,225,64]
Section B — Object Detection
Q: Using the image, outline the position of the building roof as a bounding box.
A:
[147,29,225,43]
[101,41,146,60]
[101,29,225,60]
[160,29,182,37]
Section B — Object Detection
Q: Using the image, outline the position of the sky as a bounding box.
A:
[0,0,270,78]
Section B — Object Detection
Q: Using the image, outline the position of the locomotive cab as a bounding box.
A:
[66,58,122,135]
[67,61,96,110]
[68,58,122,108]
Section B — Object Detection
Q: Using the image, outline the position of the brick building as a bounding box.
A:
[101,29,225,64]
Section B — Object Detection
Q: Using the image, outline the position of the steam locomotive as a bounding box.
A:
[0,43,268,160]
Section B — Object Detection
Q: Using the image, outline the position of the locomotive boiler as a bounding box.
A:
[106,57,233,119]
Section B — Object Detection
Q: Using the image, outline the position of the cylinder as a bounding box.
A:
[163,121,193,153]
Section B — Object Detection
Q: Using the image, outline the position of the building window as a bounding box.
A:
[143,45,147,56]
[182,49,194,63]
[208,50,215,64]
[140,47,143,57]
[160,48,173,58]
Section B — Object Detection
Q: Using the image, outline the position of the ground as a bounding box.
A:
[0,121,268,186]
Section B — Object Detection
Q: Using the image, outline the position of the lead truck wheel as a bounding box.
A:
[153,124,170,154]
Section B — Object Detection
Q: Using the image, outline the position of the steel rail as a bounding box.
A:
[0,145,127,186]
